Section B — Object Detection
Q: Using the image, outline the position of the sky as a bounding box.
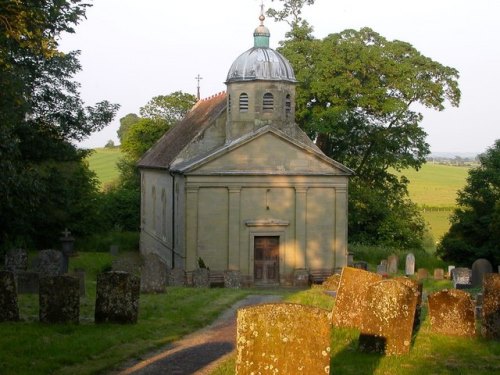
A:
[58,0,500,154]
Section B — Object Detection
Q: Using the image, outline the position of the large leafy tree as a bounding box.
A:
[268,1,460,248]
[437,140,500,267]
[0,1,119,248]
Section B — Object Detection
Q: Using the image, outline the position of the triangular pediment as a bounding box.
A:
[173,128,352,175]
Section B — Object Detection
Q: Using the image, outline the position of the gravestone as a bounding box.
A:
[292,269,309,287]
[471,258,493,287]
[353,261,368,271]
[192,268,209,287]
[110,245,119,256]
[358,279,418,355]
[140,253,167,293]
[4,248,28,272]
[405,253,415,276]
[433,268,445,280]
[236,303,332,375]
[95,271,140,324]
[332,267,382,329]
[112,257,142,276]
[72,268,86,297]
[482,273,500,339]
[417,268,429,281]
[452,268,472,289]
[15,271,39,294]
[448,265,455,274]
[376,261,387,276]
[59,228,75,274]
[322,274,341,291]
[0,271,19,322]
[387,254,398,274]
[167,268,186,286]
[32,249,63,277]
[394,277,423,330]
[39,275,80,324]
[347,252,355,266]
[427,289,476,337]
[224,270,241,288]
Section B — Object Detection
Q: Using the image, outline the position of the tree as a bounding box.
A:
[117,113,140,144]
[139,91,196,124]
[121,118,170,160]
[437,140,500,267]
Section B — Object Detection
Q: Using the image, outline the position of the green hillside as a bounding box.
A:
[86,147,122,187]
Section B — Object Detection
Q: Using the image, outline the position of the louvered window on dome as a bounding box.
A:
[228,94,231,113]
[239,93,249,112]
[263,93,274,112]
[285,94,292,114]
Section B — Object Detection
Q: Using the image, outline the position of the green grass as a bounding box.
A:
[85,147,122,188]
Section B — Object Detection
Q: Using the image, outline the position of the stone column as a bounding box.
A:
[335,187,348,269]
[295,187,308,269]
[185,187,199,272]
[228,187,241,270]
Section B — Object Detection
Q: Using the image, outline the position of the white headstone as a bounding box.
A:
[405,253,415,276]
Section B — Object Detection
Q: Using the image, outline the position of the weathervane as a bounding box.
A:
[195,74,203,100]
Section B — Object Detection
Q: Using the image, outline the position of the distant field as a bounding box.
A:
[86,147,122,187]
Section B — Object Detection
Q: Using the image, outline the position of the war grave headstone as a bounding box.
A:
[236,303,332,375]
[95,271,140,324]
[224,270,242,288]
[417,268,429,281]
[433,268,445,280]
[405,253,415,276]
[353,261,368,271]
[39,275,80,324]
[0,271,19,322]
[471,258,493,287]
[140,253,167,293]
[167,268,186,286]
[32,249,63,277]
[192,268,210,287]
[482,273,500,339]
[387,254,398,274]
[332,267,383,329]
[427,289,476,337]
[358,279,418,355]
[4,248,28,272]
[452,267,472,289]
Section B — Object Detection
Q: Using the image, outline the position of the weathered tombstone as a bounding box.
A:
[322,274,341,291]
[167,268,186,286]
[417,268,429,281]
[358,279,418,355]
[376,262,387,276]
[15,271,39,294]
[427,289,476,337]
[95,271,140,324]
[332,267,382,329]
[405,253,415,276]
[433,268,445,280]
[72,268,86,297]
[471,258,493,287]
[59,228,75,274]
[353,261,368,271]
[387,254,399,274]
[39,275,80,324]
[110,245,119,256]
[292,269,309,287]
[140,253,167,293]
[482,273,500,339]
[236,303,332,375]
[0,271,19,322]
[224,270,241,288]
[192,268,209,287]
[4,248,28,272]
[394,276,423,330]
[452,267,472,289]
[32,249,63,277]
[112,257,142,276]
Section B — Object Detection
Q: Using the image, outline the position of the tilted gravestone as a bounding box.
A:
[452,267,472,289]
[482,273,500,339]
[0,271,19,322]
[167,268,186,286]
[192,268,210,287]
[236,303,332,375]
[32,249,63,277]
[471,258,493,287]
[332,267,382,329]
[140,253,167,293]
[4,248,28,272]
[433,268,445,280]
[39,275,80,324]
[394,276,423,331]
[387,254,398,274]
[15,271,39,294]
[358,279,418,356]
[224,270,241,288]
[95,271,140,324]
[427,289,475,337]
[405,253,415,276]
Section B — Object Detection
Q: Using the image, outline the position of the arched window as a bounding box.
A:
[263,93,274,112]
[285,94,292,114]
[239,93,249,112]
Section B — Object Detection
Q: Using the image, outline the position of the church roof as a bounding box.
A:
[137,92,227,169]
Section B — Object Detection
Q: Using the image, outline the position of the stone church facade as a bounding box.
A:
[138,13,353,286]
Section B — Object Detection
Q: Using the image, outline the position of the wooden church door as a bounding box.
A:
[254,236,279,284]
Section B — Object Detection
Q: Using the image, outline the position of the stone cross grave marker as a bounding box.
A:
[39,275,80,324]
[471,258,493,287]
[387,254,398,274]
[0,271,19,322]
[405,253,415,276]
[4,248,28,272]
[236,303,332,375]
[32,249,63,277]
[140,253,167,293]
[482,273,500,339]
[452,268,472,289]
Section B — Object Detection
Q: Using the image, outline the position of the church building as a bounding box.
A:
[137,12,353,286]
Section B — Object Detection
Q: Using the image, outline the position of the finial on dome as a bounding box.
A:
[254,1,270,48]
[259,1,266,25]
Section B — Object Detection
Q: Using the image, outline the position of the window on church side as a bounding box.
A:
[285,94,291,114]
[263,93,274,112]
[239,93,249,112]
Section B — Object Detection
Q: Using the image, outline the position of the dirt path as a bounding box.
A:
[113,294,282,375]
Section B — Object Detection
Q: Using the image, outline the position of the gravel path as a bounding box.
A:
[113,294,282,375]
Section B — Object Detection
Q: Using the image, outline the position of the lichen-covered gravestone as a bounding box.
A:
[471,258,493,287]
[4,248,28,272]
[140,253,167,293]
[167,268,186,286]
[387,254,398,274]
[394,276,423,331]
[95,271,140,324]
[482,273,500,339]
[427,289,475,336]
[332,267,382,329]
[322,274,341,291]
[236,303,332,375]
[32,249,63,277]
[39,275,80,324]
[192,268,210,287]
[405,253,415,276]
[224,270,242,288]
[358,279,418,355]
[452,268,472,289]
[0,271,19,322]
